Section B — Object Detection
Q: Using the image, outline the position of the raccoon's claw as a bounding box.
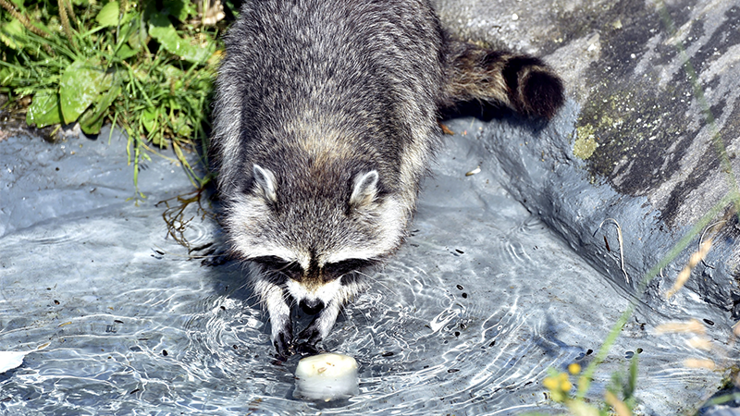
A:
[273,328,294,359]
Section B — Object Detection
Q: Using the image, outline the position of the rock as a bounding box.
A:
[434,0,740,313]
[434,0,740,410]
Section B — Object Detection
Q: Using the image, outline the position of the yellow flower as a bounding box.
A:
[543,376,559,390]
[561,379,573,391]
[568,363,581,375]
[543,371,574,403]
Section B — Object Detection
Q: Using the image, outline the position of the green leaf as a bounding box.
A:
[162,64,184,79]
[222,0,240,19]
[96,1,120,28]
[162,64,185,93]
[59,59,113,124]
[162,0,195,22]
[116,43,138,60]
[167,97,182,110]
[141,107,159,134]
[171,114,192,137]
[148,13,212,64]
[79,83,121,134]
[0,19,26,50]
[26,91,63,128]
[79,108,106,135]
[118,14,142,50]
[0,67,14,86]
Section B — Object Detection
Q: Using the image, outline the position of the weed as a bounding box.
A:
[0,0,233,193]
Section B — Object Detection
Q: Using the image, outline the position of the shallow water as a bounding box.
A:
[0,119,724,415]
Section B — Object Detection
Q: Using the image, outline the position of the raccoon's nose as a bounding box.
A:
[299,299,325,315]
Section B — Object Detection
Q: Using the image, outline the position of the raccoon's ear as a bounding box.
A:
[349,170,379,208]
[253,164,278,203]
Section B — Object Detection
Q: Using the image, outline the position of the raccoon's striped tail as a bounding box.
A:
[439,39,565,120]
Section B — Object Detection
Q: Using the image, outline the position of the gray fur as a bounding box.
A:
[211,0,564,357]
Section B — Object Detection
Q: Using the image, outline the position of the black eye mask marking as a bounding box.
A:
[322,258,378,280]
[251,256,304,282]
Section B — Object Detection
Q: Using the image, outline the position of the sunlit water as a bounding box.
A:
[0,119,723,415]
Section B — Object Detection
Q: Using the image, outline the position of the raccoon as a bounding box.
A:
[211,0,564,357]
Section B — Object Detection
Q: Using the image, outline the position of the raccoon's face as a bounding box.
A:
[226,163,408,314]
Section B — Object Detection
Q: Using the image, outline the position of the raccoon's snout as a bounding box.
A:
[299,298,325,315]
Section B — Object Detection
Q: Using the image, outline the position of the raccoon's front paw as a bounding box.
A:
[295,324,323,355]
[272,324,294,359]
[295,341,320,355]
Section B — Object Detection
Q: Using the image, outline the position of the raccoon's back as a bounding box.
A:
[212,0,444,195]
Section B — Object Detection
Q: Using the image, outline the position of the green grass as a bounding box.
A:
[0,0,236,194]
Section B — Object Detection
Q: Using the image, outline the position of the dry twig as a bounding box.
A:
[595,218,629,284]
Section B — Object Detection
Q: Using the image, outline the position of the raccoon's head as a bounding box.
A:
[226,163,408,314]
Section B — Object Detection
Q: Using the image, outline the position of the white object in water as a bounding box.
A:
[465,166,481,176]
[294,353,359,401]
[0,351,29,374]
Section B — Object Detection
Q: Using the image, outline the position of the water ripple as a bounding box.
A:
[0,172,723,415]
